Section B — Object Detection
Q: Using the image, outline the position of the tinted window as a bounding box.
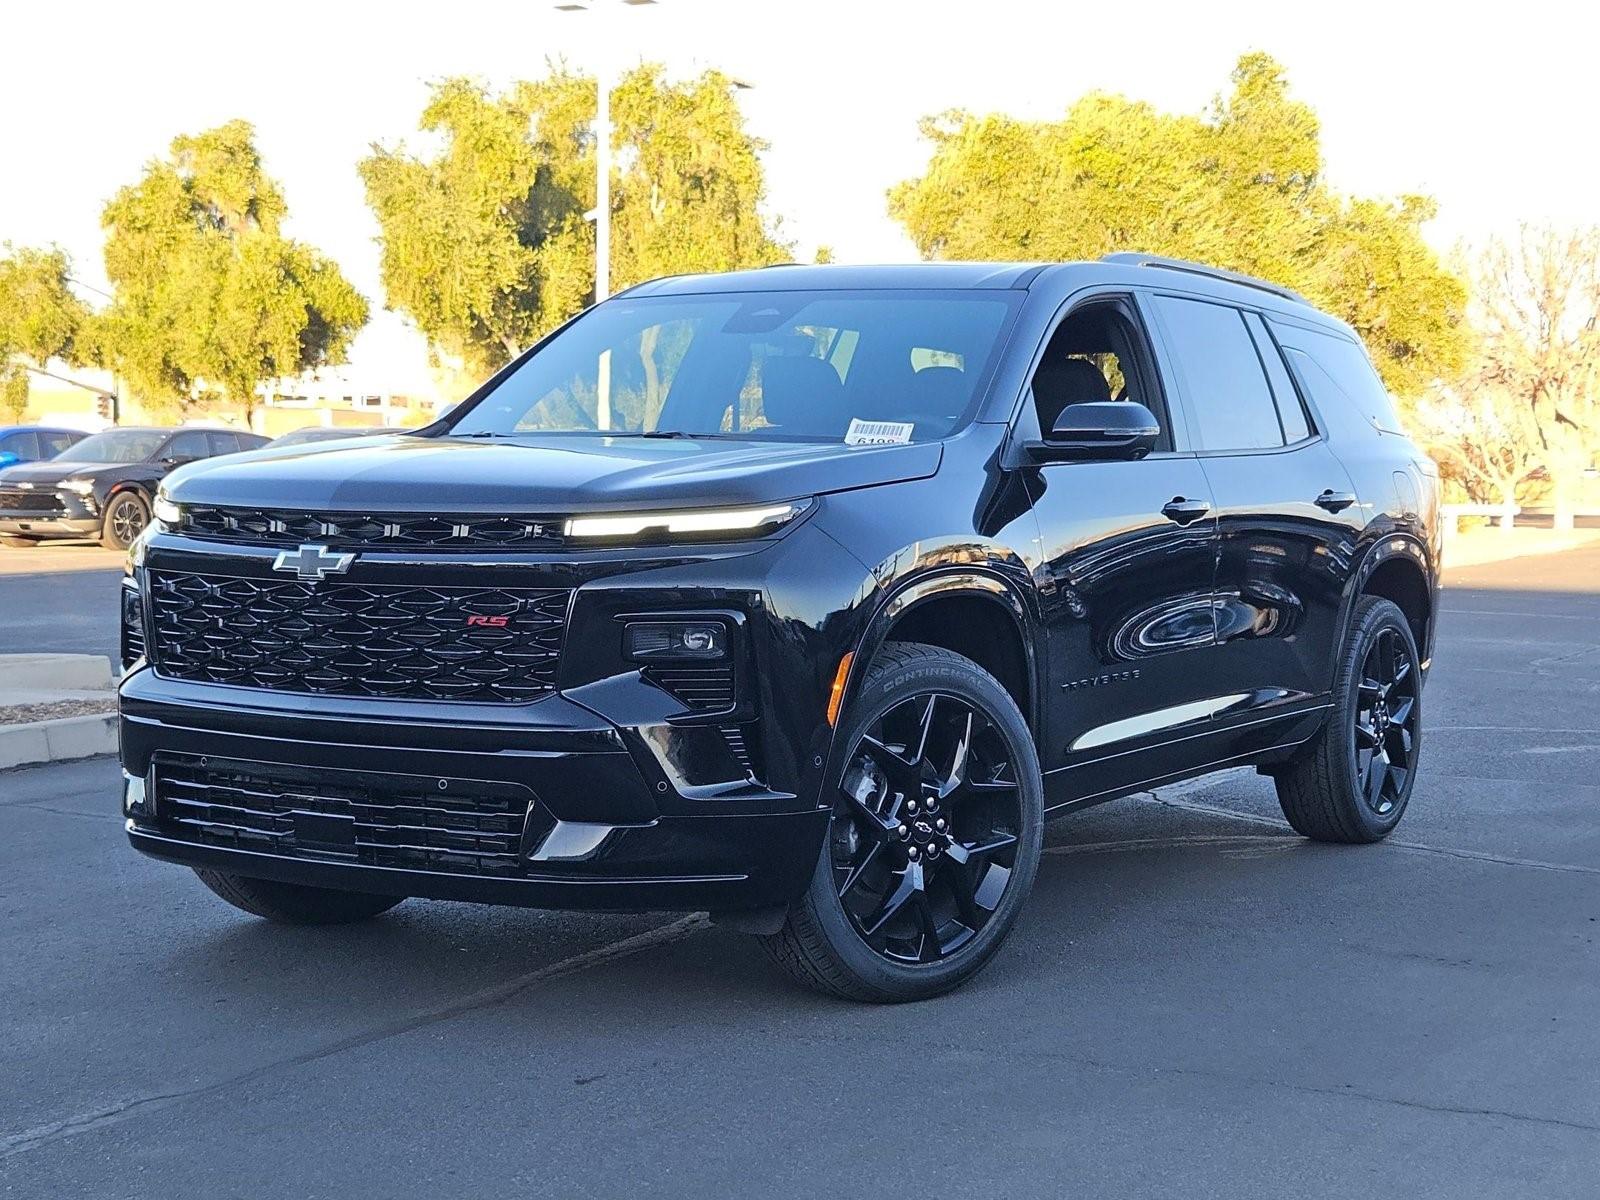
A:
[164,431,211,459]
[3,432,40,459]
[452,290,1019,444]
[1153,296,1283,451]
[40,431,78,456]
[207,431,240,456]
[1271,323,1405,434]
[1243,313,1312,442]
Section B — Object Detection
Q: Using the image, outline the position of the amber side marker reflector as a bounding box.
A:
[826,652,855,727]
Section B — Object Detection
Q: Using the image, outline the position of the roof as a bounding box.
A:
[619,257,1339,330]
[625,262,1049,296]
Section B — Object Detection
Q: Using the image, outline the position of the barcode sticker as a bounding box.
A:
[844,419,914,447]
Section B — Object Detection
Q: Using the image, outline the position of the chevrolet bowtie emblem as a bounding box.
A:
[272,543,355,581]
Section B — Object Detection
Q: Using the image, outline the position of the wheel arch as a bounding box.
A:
[1344,533,1435,666]
[843,570,1040,738]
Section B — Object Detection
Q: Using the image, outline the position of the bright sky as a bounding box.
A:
[3,0,1594,393]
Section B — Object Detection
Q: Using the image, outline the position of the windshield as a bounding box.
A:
[53,430,166,464]
[447,289,1019,444]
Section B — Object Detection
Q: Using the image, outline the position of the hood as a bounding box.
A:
[163,433,942,512]
[0,460,120,486]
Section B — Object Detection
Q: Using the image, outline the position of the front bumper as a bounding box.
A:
[0,498,98,538]
[119,666,829,913]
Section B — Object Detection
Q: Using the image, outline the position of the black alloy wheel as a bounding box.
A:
[1275,596,1423,843]
[831,692,1024,964]
[1352,624,1419,817]
[761,642,1043,1002]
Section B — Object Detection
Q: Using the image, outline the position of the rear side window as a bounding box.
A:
[1243,313,1312,443]
[40,431,77,456]
[1271,323,1405,434]
[207,431,241,456]
[1152,295,1283,451]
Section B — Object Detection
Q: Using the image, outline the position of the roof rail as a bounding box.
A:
[1100,253,1308,304]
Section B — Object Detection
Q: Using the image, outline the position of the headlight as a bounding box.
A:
[152,495,182,528]
[564,501,809,541]
[59,478,96,495]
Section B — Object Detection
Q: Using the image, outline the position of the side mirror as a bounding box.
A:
[160,455,199,470]
[0,452,18,469]
[1035,401,1160,462]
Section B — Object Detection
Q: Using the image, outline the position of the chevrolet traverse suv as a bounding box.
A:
[119,257,1438,1001]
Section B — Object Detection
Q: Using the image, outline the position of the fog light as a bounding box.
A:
[624,621,727,661]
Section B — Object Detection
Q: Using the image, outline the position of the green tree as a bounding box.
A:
[890,53,1467,396]
[361,65,787,377]
[98,121,368,422]
[0,244,92,420]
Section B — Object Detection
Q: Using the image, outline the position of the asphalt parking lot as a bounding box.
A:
[2,543,1598,1198]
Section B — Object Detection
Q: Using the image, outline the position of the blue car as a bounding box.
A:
[0,426,88,470]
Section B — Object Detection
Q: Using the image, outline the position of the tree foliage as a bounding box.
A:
[889,53,1467,395]
[98,121,368,419]
[1462,225,1600,523]
[361,65,787,376]
[0,244,91,420]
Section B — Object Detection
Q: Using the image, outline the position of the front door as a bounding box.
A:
[1019,296,1223,797]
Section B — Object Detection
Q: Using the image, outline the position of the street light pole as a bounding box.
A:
[554,0,655,304]
[594,56,611,302]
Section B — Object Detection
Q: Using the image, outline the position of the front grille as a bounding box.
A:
[645,663,736,711]
[152,755,543,877]
[0,488,64,515]
[149,570,569,702]
[179,505,567,551]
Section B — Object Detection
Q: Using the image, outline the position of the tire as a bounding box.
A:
[193,869,405,925]
[1275,596,1423,843]
[0,534,40,548]
[761,642,1044,1002]
[101,490,150,551]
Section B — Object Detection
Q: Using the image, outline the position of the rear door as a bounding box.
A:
[1148,294,1364,721]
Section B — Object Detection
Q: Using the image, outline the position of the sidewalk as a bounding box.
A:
[0,654,117,770]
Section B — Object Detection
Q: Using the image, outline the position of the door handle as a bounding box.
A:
[1314,489,1357,513]
[1161,497,1212,525]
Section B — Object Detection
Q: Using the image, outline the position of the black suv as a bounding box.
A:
[119,257,1438,1001]
[0,426,268,550]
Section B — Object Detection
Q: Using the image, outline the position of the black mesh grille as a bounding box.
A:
[152,755,538,877]
[0,488,65,514]
[179,506,566,550]
[149,570,569,703]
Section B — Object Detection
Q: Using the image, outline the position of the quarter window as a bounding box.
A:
[1153,296,1284,451]
[1273,323,1406,434]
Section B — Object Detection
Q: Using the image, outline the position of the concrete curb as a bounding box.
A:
[0,711,117,771]
[0,654,115,692]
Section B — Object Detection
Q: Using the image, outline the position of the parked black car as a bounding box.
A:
[0,426,268,550]
[119,257,1439,1001]
[0,425,89,469]
[265,425,389,448]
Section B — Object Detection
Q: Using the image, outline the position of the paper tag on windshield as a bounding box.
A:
[844,419,914,447]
